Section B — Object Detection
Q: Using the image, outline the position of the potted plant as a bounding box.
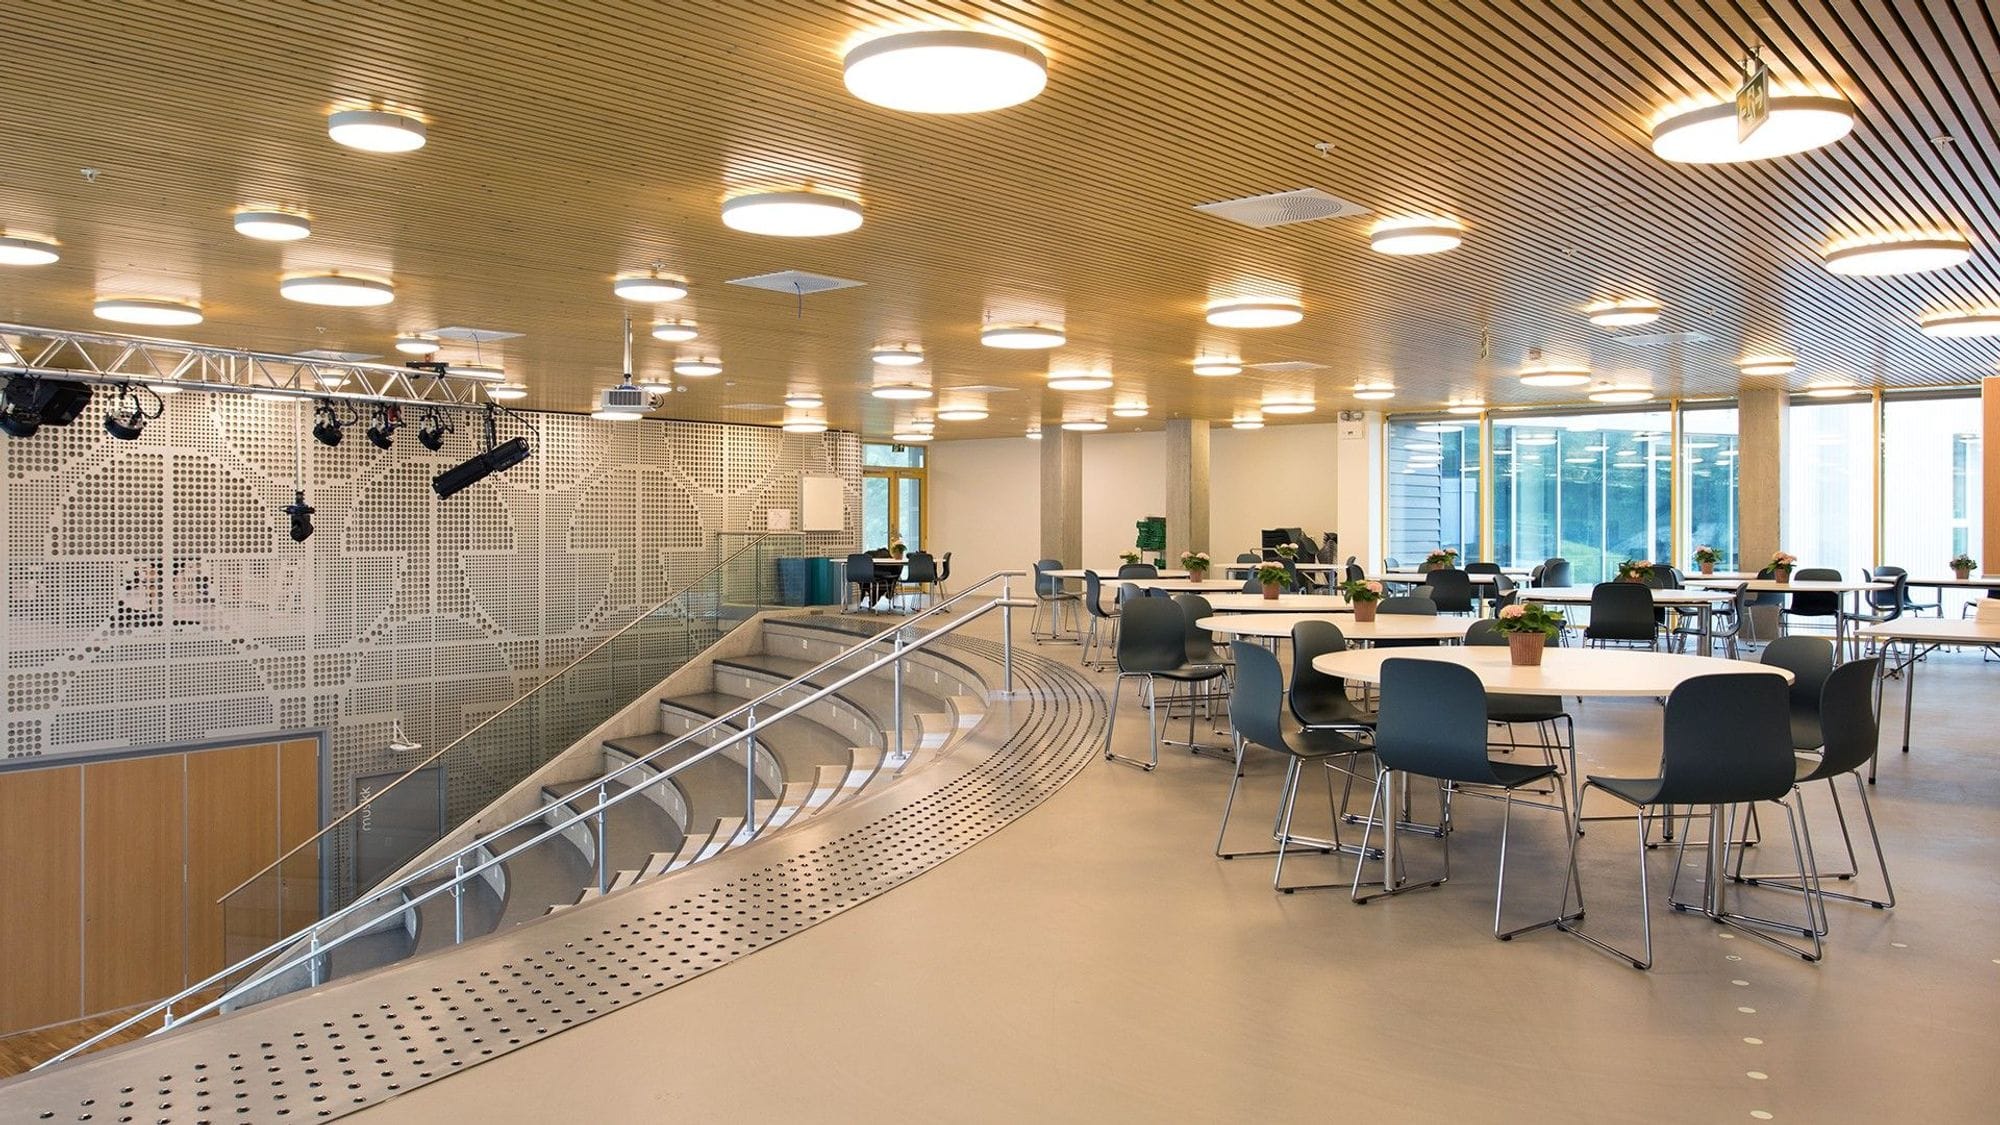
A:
[1771,551,1797,583]
[1615,558,1653,584]
[1341,576,1384,621]
[1256,563,1288,600]
[1118,548,1142,566]
[889,536,906,559]
[1180,550,1211,580]
[1421,547,1459,572]
[1692,544,1723,576]
[1273,541,1301,561]
[1951,553,1977,580]
[1493,602,1565,666]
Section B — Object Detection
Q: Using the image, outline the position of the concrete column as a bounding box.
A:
[1737,386,1788,568]
[1039,428,1082,565]
[1985,378,1999,570]
[1165,419,1211,561]
[1334,411,1383,569]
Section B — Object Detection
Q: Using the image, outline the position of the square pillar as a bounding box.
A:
[1039,428,1082,565]
[1165,419,1211,562]
[1986,377,1999,570]
[1737,386,1788,568]
[1335,411,1382,569]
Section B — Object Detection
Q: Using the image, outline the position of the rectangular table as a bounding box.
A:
[1522,585,1738,657]
[1686,577,1890,653]
[1855,616,2000,782]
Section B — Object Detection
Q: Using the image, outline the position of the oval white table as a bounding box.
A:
[1685,577,1889,652]
[1198,612,1470,644]
[1310,646,1791,925]
[1201,593,1356,613]
[1522,585,1739,657]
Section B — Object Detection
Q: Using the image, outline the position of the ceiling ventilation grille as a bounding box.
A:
[1618,330,1711,347]
[1245,360,1328,373]
[422,326,525,342]
[1193,187,1369,228]
[727,270,865,295]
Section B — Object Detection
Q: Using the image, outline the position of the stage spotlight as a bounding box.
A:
[283,489,315,542]
[416,411,451,452]
[365,403,402,450]
[311,399,349,446]
[432,436,530,498]
[104,384,163,440]
[2,376,93,438]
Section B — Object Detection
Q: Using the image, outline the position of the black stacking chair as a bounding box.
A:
[1352,658,1569,939]
[1760,636,1834,751]
[1379,595,1436,616]
[1289,620,1375,732]
[1538,558,1573,587]
[1079,570,1119,670]
[1118,563,1158,579]
[901,550,938,611]
[1031,558,1080,641]
[1464,619,1572,771]
[1345,561,1368,586]
[1584,581,1658,648]
[1217,641,1372,891]
[1781,567,1842,637]
[844,552,883,612]
[1466,560,1503,611]
[1103,597,1226,771]
[1562,673,1819,970]
[1423,567,1476,614]
[932,551,953,603]
[1490,572,1520,612]
[1174,593,1231,726]
[1871,565,1937,617]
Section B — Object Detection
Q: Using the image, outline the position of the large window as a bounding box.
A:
[1492,411,1671,584]
[1387,418,1479,568]
[862,443,925,551]
[1883,393,1983,612]
[1679,405,1740,571]
[1785,400,1875,581]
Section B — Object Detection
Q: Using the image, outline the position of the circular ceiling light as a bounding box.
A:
[1263,399,1317,413]
[1821,234,1972,277]
[633,373,673,392]
[1192,357,1242,377]
[890,430,934,443]
[1587,384,1654,404]
[650,320,698,342]
[233,210,312,241]
[783,419,828,434]
[1585,299,1662,327]
[783,392,824,409]
[1738,355,1796,377]
[1368,218,1463,256]
[1446,402,1486,415]
[281,274,394,307]
[327,109,427,153]
[1650,94,1854,163]
[1231,417,1265,430]
[1047,371,1112,391]
[843,29,1048,114]
[721,190,862,237]
[614,274,688,302]
[1918,309,2000,338]
[1206,298,1303,329]
[592,407,643,421]
[94,297,203,326]
[486,382,528,401]
[1060,419,1107,432]
[871,382,933,400]
[1111,404,1149,418]
[936,407,989,421]
[453,363,505,382]
[1352,385,1395,402]
[871,345,924,366]
[395,335,440,355]
[981,323,1064,349]
[1024,427,1042,440]
[0,234,60,265]
[1802,380,1860,398]
[1518,362,1591,388]
[672,357,722,377]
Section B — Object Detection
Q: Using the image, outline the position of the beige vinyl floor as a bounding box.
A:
[356,615,2000,1124]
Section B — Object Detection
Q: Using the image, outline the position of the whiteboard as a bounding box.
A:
[801,476,845,532]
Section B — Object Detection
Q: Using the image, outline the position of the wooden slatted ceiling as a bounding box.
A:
[1,0,1997,441]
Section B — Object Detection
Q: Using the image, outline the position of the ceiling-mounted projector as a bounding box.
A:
[597,382,653,414]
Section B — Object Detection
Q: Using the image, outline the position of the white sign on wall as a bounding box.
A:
[801,476,845,532]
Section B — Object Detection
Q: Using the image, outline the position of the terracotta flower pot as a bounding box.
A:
[1774,567,1792,584]
[1954,567,1972,580]
[1352,600,1377,622]
[1261,581,1282,600]
[1699,562,1715,575]
[1508,631,1546,667]
[1188,567,1208,582]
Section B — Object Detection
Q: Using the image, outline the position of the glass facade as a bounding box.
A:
[1679,406,1741,571]
[1386,418,1479,568]
[1883,393,1983,612]
[1784,399,1876,581]
[1491,410,1671,585]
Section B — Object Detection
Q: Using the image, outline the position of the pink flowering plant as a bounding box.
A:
[1255,563,1290,587]
[1273,541,1301,560]
[1770,551,1798,568]
[1179,550,1210,572]
[1423,547,1459,569]
[1692,544,1723,565]
[1340,577,1385,603]
[1615,558,1654,582]
[1494,602,1565,636]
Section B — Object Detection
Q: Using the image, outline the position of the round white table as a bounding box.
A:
[1046,567,1189,580]
[1376,571,1511,585]
[1520,584,1739,657]
[1198,612,1470,644]
[1125,577,1252,594]
[1201,593,1356,613]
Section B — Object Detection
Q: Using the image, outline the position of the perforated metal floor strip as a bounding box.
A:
[0,635,1103,1124]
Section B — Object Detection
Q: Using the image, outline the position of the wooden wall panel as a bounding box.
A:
[82,755,185,1013]
[277,739,323,935]
[0,766,83,1033]
[185,746,278,981]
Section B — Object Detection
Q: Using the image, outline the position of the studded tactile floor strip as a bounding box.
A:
[0,635,1102,1124]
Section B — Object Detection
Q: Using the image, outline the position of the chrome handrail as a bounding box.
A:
[40,571,1026,1070]
[215,532,780,907]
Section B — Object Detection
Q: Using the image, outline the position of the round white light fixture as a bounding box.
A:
[327,109,427,153]
[783,420,828,434]
[0,234,60,265]
[650,320,698,342]
[721,190,862,237]
[1047,371,1112,391]
[870,345,924,366]
[1024,427,1042,440]
[1585,300,1662,327]
[1650,94,1854,163]
[453,363,505,382]
[672,357,722,377]
[1368,218,1463,256]
[94,297,203,326]
[1803,381,1860,398]
[1518,362,1591,388]
[784,392,824,409]
[233,210,312,241]
[1111,404,1149,418]
[592,407,643,421]
[1587,384,1654,404]
[981,323,1065,349]
[486,382,528,401]
[1738,355,1796,377]
[614,274,688,302]
[1918,309,2000,338]
[1060,419,1107,432]
[1821,234,1972,277]
[891,430,934,443]
[1263,400,1317,414]
[937,407,989,421]
[1192,357,1242,377]
[395,335,440,355]
[1352,385,1395,402]
[1231,417,1265,430]
[871,382,933,400]
[633,373,674,392]
[281,274,394,307]
[1446,402,1486,415]
[843,29,1048,114]
[1206,298,1303,329]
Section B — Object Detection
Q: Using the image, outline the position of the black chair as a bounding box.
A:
[1289,620,1375,732]
[1423,567,1476,614]
[933,551,953,603]
[1843,567,1909,647]
[1378,595,1436,616]
[1103,598,1226,771]
[1344,561,1367,586]
[1351,658,1569,939]
[1217,641,1372,890]
[1467,561,1503,611]
[1760,636,1834,751]
[844,552,884,612]
[1537,558,1573,587]
[1674,581,1748,658]
[1232,551,1261,578]
[1782,567,1842,636]
[1174,594,1222,666]
[1584,581,1657,648]
[1031,558,1080,641]
[1117,563,1158,579]
[1872,565,1937,617]
[1562,673,1820,970]
[1079,570,1119,670]
[901,550,938,611]
[1382,556,1402,570]
[1490,572,1520,612]
[1464,619,1573,771]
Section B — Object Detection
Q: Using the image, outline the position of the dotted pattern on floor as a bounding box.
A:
[0,633,1101,1124]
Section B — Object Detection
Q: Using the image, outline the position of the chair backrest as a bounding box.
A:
[1288,620,1350,721]
[1241,574,1263,593]
[868,547,890,558]
[1656,674,1796,805]
[1082,571,1114,619]
[1116,580,1143,606]
[1345,562,1367,585]
[1646,564,1682,589]
[1173,594,1218,661]
[1787,568,1842,616]
[1379,595,1438,616]
[1235,552,1261,564]
[1586,581,1657,640]
[1034,558,1065,597]
[1376,658,1498,784]
[1227,641,1291,753]
[1540,558,1573,587]
[1464,618,1506,646]
[1423,567,1475,612]
[1760,635,1833,717]
[1492,572,1518,602]
[1118,563,1158,579]
[1808,657,1882,779]
[1383,556,1402,570]
[938,551,952,581]
[846,553,877,583]
[1867,566,1904,613]
[1115,597,1191,674]
[1465,561,1502,577]
[904,551,938,583]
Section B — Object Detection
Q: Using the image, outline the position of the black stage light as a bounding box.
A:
[2,376,92,438]
[366,403,402,450]
[283,489,315,542]
[432,436,531,498]
[416,410,450,452]
[104,384,161,440]
[312,400,346,446]
[486,435,531,474]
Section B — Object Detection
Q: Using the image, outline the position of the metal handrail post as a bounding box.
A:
[1001,576,1015,696]
[452,856,465,944]
[892,628,906,761]
[744,704,759,831]
[595,784,611,894]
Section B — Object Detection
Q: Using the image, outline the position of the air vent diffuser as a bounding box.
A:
[1194,187,1369,228]
[1618,330,1712,347]
[727,270,865,295]
[1245,360,1328,373]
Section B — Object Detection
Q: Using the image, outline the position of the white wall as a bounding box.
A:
[925,436,1040,593]
[1081,431,1167,566]
[1211,423,1342,561]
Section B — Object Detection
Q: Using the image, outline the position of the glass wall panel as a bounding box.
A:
[1784,399,1875,581]
[1492,410,1671,584]
[1386,418,1480,568]
[1883,393,1983,613]
[1679,406,1741,571]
